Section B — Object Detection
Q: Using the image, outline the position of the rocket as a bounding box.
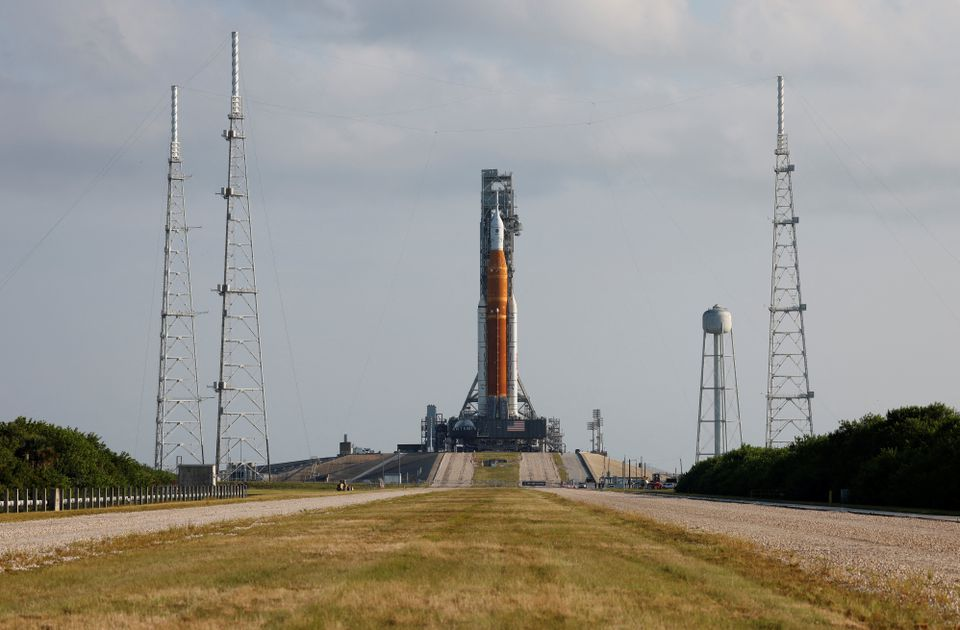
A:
[477,205,519,419]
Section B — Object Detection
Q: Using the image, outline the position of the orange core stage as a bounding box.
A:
[485,249,508,397]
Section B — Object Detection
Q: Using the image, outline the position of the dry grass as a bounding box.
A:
[0,489,950,628]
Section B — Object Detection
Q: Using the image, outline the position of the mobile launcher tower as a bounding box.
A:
[449,170,554,451]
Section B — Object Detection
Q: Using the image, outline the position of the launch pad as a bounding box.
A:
[423,170,563,453]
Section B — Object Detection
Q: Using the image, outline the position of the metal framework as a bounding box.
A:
[587,409,604,454]
[545,417,565,453]
[459,170,538,421]
[766,75,814,447]
[696,306,742,463]
[214,32,270,480]
[154,85,204,470]
[421,404,443,453]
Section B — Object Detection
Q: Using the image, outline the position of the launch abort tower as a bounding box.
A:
[453,170,549,451]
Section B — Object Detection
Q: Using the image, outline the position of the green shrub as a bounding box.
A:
[0,417,174,489]
[676,404,960,510]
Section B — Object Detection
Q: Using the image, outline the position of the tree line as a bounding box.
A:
[0,417,175,489]
[676,403,960,510]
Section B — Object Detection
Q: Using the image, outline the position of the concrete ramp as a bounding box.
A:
[431,453,475,487]
[578,452,649,482]
[559,452,589,483]
[519,453,561,486]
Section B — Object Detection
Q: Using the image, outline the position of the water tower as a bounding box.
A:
[696,305,743,463]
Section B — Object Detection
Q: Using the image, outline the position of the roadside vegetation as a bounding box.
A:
[472,452,519,485]
[0,417,174,489]
[0,489,949,628]
[678,403,960,509]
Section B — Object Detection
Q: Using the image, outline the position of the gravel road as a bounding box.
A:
[546,489,960,613]
[0,489,436,558]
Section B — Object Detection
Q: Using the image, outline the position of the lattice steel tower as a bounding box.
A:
[587,409,604,455]
[766,75,814,447]
[155,85,204,470]
[214,32,270,480]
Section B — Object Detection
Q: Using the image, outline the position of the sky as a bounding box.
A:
[1,1,959,472]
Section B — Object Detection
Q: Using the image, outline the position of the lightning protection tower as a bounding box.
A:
[214,32,270,480]
[696,305,742,463]
[155,85,204,470]
[587,409,604,454]
[766,75,814,447]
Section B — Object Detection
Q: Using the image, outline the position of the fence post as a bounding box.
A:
[15,488,20,513]
[3,488,7,513]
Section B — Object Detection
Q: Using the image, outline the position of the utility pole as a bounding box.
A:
[214,32,270,481]
[766,75,814,447]
[155,85,204,470]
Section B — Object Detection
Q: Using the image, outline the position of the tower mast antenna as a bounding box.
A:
[766,75,814,447]
[155,85,204,470]
[214,31,271,480]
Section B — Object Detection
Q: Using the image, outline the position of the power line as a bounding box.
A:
[793,88,960,268]
[0,37,230,296]
[793,87,960,324]
[243,97,314,460]
[342,132,439,430]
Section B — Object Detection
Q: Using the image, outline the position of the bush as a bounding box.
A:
[676,404,960,510]
[0,417,175,489]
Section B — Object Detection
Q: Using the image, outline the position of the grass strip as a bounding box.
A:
[472,452,519,485]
